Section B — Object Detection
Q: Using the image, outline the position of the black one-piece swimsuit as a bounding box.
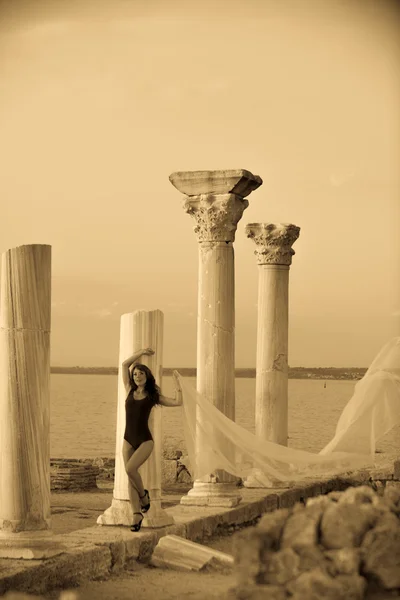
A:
[124,390,154,451]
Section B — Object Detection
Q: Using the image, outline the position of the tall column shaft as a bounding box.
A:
[170,169,263,506]
[196,242,236,484]
[197,242,235,419]
[0,245,52,533]
[98,309,173,528]
[244,223,300,488]
[256,265,289,445]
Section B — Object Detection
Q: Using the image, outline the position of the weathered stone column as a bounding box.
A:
[244,223,300,488]
[0,244,64,559]
[98,309,174,528]
[169,170,262,506]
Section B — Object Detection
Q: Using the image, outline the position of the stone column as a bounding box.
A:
[98,309,174,528]
[169,170,262,506]
[244,223,300,488]
[0,244,64,559]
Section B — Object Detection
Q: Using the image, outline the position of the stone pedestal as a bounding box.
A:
[169,170,262,506]
[98,310,174,528]
[0,244,65,558]
[244,224,300,488]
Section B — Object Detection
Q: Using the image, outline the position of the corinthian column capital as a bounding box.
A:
[183,193,249,243]
[245,223,300,266]
[169,169,263,243]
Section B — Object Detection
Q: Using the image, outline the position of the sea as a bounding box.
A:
[50,375,400,465]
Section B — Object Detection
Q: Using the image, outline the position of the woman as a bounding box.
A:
[122,347,182,532]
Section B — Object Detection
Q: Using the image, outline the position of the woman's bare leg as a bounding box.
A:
[122,441,142,521]
[125,440,154,498]
[123,440,154,522]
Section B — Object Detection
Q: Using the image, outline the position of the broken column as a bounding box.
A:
[98,309,174,528]
[169,170,262,506]
[0,244,64,558]
[244,223,300,487]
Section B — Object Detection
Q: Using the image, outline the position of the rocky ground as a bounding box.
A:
[40,484,400,600]
[39,529,242,600]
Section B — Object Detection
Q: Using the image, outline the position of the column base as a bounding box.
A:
[0,530,66,560]
[180,482,242,507]
[244,469,293,489]
[97,497,174,528]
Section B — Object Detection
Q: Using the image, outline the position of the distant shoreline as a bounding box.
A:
[50,366,367,381]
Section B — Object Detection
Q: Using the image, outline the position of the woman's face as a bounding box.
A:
[133,368,147,387]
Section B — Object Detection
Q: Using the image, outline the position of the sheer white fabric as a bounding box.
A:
[176,337,400,483]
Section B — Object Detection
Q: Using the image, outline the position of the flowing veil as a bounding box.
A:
[175,337,400,484]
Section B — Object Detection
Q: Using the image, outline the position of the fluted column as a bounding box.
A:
[170,170,262,506]
[98,310,174,528]
[0,244,64,559]
[244,223,300,488]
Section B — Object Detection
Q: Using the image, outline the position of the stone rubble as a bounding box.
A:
[50,459,100,492]
[230,485,400,599]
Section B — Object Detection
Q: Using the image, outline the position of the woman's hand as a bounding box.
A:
[142,348,155,356]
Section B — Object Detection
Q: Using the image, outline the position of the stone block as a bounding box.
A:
[393,459,400,480]
[362,518,400,589]
[202,515,220,539]
[219,506,246,527]
[327,491,342,502]
[259,547,300,585]
[7,545,112,595]
[184,518,204,543]
[242,500,264,523]
[109,540,126,574]
[294,544,327,572]
[320,478,340,495]
[368,467,393,481]
[277,487,306,509]
[306,495,332,509]
[150,534,234,571]
[337,485,381,506]
[335,574,367,599]
[261,493,279,513]
[286,567,350,600]
[320,502,379,549]
[281,504,324,549]
[385,480,400,492]
[324,548,361,576]
[50,463,100,492]
[308,482,323,497]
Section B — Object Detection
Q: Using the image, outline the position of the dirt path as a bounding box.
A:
[44,565,234,600]
[43,531,240,600]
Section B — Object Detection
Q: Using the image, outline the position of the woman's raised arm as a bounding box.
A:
[121,347,154,391]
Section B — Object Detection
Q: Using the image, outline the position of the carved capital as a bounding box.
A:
[245,223,300,266]
[184,193,249,243]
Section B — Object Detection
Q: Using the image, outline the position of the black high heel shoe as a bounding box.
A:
[140,489,150,513]
[131,512,144,532]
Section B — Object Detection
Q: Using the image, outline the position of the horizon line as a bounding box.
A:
[50,365,368,370]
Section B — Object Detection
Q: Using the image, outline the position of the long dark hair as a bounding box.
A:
[130,364,161,406]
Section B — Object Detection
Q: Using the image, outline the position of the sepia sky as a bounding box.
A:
[0,0,399,368]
